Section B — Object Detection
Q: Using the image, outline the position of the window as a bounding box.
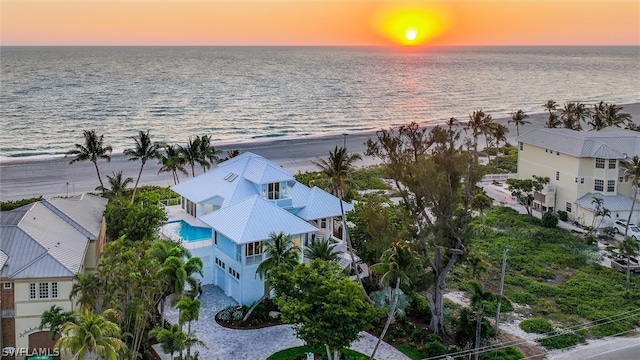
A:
[607,180,615,192]
[620,175,629,183]
[320,218,327,229]
[594,179,604,191]
[245,241,263,265]
[215,257,226,269]
[183,198,196,217]
[608,159,616,169]
[580,178,585,184]
[3,282,11,290]
[28,282,58,300]
[268,182,280,200]
[519,142,523,150]
[214,232,218,245]
[595,158,605,169]
[566,202,572,213]
[39,283,49,299]
[545,149,548,153]
[557,151,560,156]
[228,267,240,280]
[555,171,560,181]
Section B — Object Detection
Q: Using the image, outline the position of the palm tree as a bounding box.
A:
[493,124,509,155]
[70,273,102,311]
[560,102,591,131]
[446,117,460,132]
[368,241,422,360]
[158,144,188,185]
[66,130,113,189]
[157,252,203,324]
[589,196,610,236]
[244,231,301,321]
[311,146,367,298]
[304,238,339,261]
[468,110,499,161]
[543,100,561,128]
[604,103,632,128]
[256,231,301,280]
[220,149,241,162]
[124,130,161,202]
[176,298,201,359]
[95,171,133,199]
[509,109,529,137]
[545,112,561,128]
[150,324,187,360]
[589,101,608,131]
[618,237,639,289]
[40,305,74,341]
[622,155,640,236]
[178,137,204,178]
[197,135,220,173]
[470,282,496,359]
[55,308,126,360]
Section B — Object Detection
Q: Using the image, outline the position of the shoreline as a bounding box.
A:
[1,103,639,201]
[2,101,639,162]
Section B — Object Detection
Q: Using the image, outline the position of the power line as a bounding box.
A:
[421,308,640,360]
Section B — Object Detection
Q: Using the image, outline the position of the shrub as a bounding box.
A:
[519,318,554,334]
[0,196,43,211]
[537,330,585,350]
[541,212,559,228]
[420,340,446,358]
[507,290,537,306]
[556,210,568,222]
[407,292,431,321]
[479,346,524,360]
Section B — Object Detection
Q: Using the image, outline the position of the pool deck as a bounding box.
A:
[154,285,411,360]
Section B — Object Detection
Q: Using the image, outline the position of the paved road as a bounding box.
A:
[550,335,640,360]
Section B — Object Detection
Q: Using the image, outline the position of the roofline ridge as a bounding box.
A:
[42,200,95,239]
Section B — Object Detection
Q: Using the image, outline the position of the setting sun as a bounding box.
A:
[373,2,450,46]
[405,28,417,41]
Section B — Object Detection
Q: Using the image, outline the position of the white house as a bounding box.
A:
[516,127,640,227]
[165,152,354,305]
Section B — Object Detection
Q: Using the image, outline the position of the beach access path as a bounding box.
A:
[1,103,638,202]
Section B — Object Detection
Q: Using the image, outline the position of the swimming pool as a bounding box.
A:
[165,220,212,242]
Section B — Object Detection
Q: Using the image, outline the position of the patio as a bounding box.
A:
[154,284,411,360]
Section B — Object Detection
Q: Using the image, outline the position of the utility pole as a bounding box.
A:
[495,248,509,331]
[342,133,348,150]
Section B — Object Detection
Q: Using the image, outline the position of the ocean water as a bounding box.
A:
[1,46,639,158]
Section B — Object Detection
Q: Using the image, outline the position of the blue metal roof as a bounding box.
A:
[294,187,354,221]
[199,195,317,244]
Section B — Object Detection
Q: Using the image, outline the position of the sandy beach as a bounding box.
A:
[1,103,639,202]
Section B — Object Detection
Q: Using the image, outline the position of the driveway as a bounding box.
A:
[154,285,410,360]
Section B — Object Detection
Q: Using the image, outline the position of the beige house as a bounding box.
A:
[0,194,107,360]
[516,127,640,228]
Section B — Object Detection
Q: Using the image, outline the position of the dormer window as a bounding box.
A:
[268,182,280,200]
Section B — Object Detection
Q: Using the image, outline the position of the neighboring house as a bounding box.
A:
[516,127,640,228]
[0,194,107,359]
[166,152,354,305]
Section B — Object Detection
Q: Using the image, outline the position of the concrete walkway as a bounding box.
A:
[153,285,410,360]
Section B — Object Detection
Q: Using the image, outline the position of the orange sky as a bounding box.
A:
[1,1,638,46]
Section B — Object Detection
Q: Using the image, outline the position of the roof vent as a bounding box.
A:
[224,172,239,182]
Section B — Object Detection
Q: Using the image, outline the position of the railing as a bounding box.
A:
[481,173,516,182]
[159,197,181,207]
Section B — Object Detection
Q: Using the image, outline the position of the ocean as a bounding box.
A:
[1,46,638,158]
